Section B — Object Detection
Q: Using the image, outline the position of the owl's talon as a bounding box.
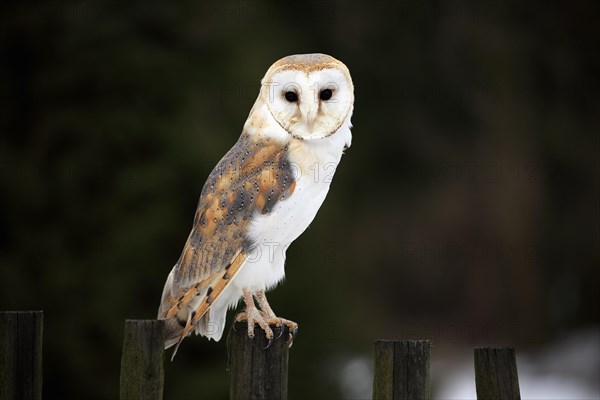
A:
[275,326,284,340]
[264,337,273,349]
[279,318,298,340]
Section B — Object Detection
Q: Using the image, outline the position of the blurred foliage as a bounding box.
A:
[0,1,598,399]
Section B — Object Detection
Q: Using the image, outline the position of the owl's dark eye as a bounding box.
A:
[320,89,333,101]
[284,91,298,102]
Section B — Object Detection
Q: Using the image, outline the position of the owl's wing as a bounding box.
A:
[157,133,296,351]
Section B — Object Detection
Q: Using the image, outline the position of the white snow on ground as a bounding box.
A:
[435,328,599,399]
[334,327,599,399]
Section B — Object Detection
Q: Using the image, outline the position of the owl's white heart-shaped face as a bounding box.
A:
[259,54,354,140]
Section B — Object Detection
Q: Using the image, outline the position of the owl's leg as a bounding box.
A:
[234,288,274,339]
[255,290,298,339]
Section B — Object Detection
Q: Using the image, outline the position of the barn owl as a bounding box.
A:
[157,53,354,356]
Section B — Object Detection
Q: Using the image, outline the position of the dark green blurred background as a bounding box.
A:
[1,1,598,399]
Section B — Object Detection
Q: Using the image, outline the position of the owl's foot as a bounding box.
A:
[256,289,298,343]
[235,288,276,340]
[235,288,298,346]
[235,308,274,340]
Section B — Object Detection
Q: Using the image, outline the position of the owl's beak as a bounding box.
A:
[300,102,318,130]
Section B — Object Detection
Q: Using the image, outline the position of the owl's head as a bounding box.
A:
[258,53,354,140]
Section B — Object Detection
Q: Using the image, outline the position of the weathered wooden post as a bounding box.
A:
[119,319,165,400]
[474,347,521,400]
[227,322,292,400]
[373,340,431,400]
[0,311,43,400]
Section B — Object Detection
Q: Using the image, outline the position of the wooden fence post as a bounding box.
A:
[227,322,291,400]
[474,347,521,400]
[119,319,165,400]
[0,311,43,400]
[373,340,431,400]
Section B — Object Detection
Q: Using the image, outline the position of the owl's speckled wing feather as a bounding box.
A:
[157,132,296,346]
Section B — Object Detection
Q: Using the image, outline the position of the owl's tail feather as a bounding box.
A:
[162,303,224,360]
[158,250,248,359]
[163,317,185,349]
[170,250,248,357]
[162,307,227,354]
[164,311,198,360]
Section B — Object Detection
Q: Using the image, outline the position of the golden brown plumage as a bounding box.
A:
[158,132,296,350]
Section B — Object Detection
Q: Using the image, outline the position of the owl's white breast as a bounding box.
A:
[234,115,352,292]
[199,107,352,341]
